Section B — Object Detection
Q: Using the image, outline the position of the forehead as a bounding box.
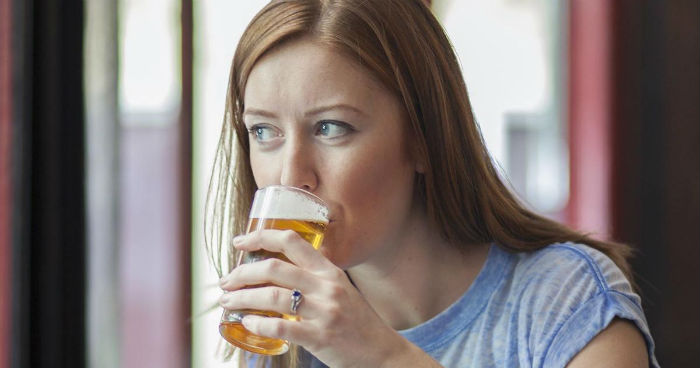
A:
[243,38,390,109]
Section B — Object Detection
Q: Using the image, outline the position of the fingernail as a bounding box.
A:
[233,235,244,246]
[219,276,227,287]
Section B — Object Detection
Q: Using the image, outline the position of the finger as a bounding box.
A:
[234,229,332,271]
[220,286,317,319]
[241,314,318,345]
[220,257,320,292]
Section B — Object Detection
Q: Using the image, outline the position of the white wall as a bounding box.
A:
[440,0,568,214]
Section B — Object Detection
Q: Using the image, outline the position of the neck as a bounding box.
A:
[347,215,490,330]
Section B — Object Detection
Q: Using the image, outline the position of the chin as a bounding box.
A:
[319,245,355,270]
[319,246,340,265]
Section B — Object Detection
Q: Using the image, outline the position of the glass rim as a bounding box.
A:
[254,185,329,221]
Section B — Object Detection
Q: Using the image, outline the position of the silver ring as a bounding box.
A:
[290,289,303,315]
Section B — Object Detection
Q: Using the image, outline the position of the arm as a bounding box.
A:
[567,318,649,368]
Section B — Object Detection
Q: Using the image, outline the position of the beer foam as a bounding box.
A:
[250,186,329,223]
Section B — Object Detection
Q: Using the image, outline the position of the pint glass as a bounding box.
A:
[219,185,329,355]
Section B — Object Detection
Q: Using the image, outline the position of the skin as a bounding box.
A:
[567,318,649,368]
[218,38,649,367]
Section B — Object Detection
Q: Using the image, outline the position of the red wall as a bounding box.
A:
[566,0,613,237]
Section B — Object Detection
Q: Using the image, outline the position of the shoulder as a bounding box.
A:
[503,242,632,335]
[509,242,635,301]
[498,242,657,367]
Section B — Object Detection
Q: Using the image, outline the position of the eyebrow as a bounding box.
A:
[304,103,367,117]
[243,103,367,119]
[242,108,277,119]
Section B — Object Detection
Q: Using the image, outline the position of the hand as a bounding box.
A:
[218,229,434,367]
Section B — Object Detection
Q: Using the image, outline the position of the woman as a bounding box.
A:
[206,0,658,367]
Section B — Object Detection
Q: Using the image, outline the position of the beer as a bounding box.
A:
[219,186,329,355]
[246,218,327,250]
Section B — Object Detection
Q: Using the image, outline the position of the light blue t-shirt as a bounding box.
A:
[303,243,659,367]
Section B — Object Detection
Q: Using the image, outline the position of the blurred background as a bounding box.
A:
[0,0,697,367]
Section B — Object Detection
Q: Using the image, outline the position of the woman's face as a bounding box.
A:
[243,38,421,269]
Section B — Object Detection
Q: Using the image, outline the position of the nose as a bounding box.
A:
[279,138,318,192]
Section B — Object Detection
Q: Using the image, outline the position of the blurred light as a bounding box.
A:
[120,0,180,119]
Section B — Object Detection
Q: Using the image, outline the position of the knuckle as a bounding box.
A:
[321,300,344,324]
[269,287,281,304]
[263,258,282,273]
[327,303,343,321]
[327,283,346,299]
[281,229,298,242]
[271,320,286,337]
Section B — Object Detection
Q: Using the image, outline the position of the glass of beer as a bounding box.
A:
[219,185,329,355]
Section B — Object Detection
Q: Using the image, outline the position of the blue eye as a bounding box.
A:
[317,120,353,138]
[248,124,280,143]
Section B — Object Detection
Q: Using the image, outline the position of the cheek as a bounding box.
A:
[332,142,416,229]
[249,151,278,188]
[322,147,415,267]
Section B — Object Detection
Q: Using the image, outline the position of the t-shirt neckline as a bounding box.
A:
[398,244,512,352]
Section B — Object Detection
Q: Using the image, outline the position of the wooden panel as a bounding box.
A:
[30,0,87,364]
[609,0,699,365]
[180,0,193,363]
[661,1,700,364]
[0,0,12,366]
